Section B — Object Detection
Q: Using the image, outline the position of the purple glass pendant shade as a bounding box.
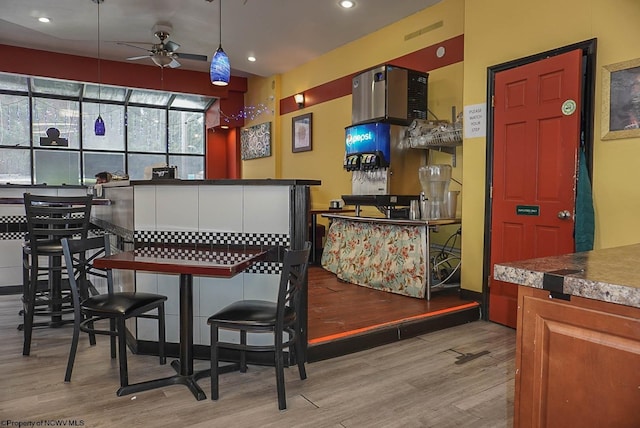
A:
[94,115,106,136]
[210,45,230,86]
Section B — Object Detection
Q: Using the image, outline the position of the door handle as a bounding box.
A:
[557,210,572,220]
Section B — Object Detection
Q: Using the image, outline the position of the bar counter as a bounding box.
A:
[93,178,320,359]
[494,245,640,427]
[494,242,640,308]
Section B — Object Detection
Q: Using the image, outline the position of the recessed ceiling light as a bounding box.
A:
[339,0,355,8]
[247,56,256,62]
[38,17,51,23]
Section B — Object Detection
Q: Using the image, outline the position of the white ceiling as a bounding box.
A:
[0,0,442,78]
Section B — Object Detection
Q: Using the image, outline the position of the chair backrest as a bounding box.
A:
[23,193,93,248]
[61,235,113,305]
[276,242,312,325]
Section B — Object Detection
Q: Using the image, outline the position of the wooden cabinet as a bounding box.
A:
[515,287,640,428]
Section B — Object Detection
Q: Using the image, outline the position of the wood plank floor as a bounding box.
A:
[307,266,476,341]
[0,292,515,427]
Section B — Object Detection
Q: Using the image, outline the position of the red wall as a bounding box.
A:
[206,127,240,179]
[279,34,464,115]
[0,44,247,179]
[0,44,246,97]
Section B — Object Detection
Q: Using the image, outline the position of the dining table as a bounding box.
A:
[93,244,268,400]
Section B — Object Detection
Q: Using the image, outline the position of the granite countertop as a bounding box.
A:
[494,243,640,309]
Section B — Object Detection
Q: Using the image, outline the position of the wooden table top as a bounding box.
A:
[94,246,268,278]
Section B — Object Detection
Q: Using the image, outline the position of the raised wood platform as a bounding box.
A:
[307,266,480,361]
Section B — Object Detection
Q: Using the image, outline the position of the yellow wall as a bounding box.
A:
[241,76,280,179]
[462,0,640,292]
[244,0,466,208]
[243,0,640,294]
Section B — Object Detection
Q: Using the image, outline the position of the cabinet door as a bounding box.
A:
[515,287,640,428]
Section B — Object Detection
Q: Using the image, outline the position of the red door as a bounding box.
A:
[489,49,583,328]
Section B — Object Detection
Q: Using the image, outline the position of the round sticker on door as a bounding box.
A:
[562,99,577,116]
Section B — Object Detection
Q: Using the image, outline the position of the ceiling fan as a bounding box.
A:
[119,23,208,68]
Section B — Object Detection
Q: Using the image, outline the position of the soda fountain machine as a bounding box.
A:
[342,65,428,218]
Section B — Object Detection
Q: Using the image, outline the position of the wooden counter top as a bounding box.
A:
[322,213,461,227]
[494,243,640,309]
[128,178,321,186]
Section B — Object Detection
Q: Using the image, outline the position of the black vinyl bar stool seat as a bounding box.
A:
[61,235,167,394]
[21,193,93,356]
[207,242,311,410]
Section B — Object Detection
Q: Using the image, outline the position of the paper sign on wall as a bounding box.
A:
[463,103,486,138]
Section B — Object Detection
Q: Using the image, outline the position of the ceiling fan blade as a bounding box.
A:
[117,42,153,52]
[168,59,181,68]
[165,40,180,52]
[126,55,151,61]
[175,52,208,62]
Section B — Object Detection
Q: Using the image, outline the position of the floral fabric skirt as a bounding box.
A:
[321,218,427,298]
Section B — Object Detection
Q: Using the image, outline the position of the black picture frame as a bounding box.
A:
[292,113,312,153]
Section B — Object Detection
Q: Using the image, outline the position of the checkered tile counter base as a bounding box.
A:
[0,215,27,240]
[0,215,105,241]
[91,217,134,243]
[134,230,290,247]
[133,230,290,275]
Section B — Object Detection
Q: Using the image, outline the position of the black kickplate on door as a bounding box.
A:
[454,350,490,365]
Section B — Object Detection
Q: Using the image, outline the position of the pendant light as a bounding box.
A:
[210,0,230,86]
[93,0,105,135]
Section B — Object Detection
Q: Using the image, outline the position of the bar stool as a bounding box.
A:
[21,193,93,356]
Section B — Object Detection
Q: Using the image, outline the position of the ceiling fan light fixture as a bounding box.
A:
[210,0,230,87]
[151,53,174,67]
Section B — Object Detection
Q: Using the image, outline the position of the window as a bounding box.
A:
[169,110,205,154]
[0,148,30,184]
[169,155,205,180]
[34,149,81,185]
[32,97,80,149]
[0,93,30,147]
[82,102,125,151]
[127,153,167,180]
[127,106,167,153]
[0,72,212,185]
[83,152,125,184]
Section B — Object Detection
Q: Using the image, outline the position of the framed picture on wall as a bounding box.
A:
[292,113,312,153]
[240,122,272,160]
[602,57,640,140]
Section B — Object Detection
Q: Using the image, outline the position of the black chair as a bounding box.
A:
[61,235,167,394]
[21,193,93,356]
[207,242,311,410]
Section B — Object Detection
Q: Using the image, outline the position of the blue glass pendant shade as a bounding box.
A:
[94,115,106,136]
[210,45,230,86]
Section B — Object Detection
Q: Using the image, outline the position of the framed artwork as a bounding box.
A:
[240,122,271,160]
[292,113,312,153]
[602,57,640,140]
